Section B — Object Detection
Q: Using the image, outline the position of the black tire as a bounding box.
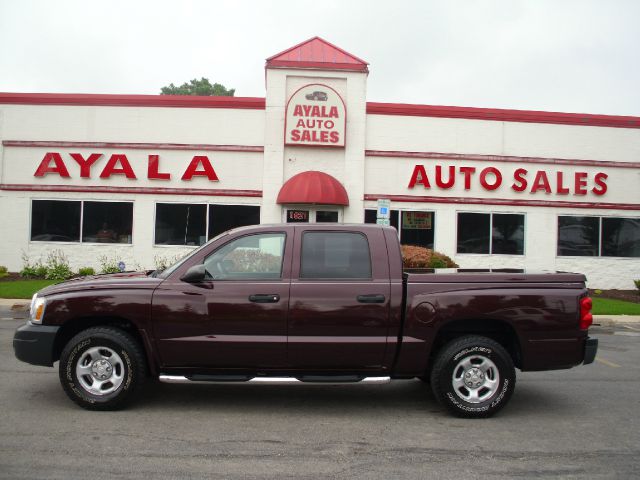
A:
[430,335,515,418]
[59,326,146,410]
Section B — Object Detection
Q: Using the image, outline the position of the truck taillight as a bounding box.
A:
[580,297,593,330]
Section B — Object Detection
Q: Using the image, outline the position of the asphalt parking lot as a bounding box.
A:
[1,306,639,479]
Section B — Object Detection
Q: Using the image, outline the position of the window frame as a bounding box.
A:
[364,207,436,250]
[299,230,373,280]
[153,201,261,248]
[455,211,526,256]
[29,198,134,245]
[557,214,640,259]
[202,232,287,281]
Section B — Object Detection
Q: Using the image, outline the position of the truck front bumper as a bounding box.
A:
[583,337,598,365]
[13,323,59,367]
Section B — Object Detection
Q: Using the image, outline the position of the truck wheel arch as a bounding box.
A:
[427,318,522,373]
[52,317,156,376]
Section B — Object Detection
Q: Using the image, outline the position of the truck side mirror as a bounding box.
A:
[181,264,206,283]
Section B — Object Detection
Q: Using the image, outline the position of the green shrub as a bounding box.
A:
[78,267,96,276]
[634,279,640,293]
[0,266,8,278]
[20,252,46,279]
[44,250,73,281]
[402,245,459,269]
[98,256,122,274]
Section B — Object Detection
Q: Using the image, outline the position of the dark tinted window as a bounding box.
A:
[155,203,206,246]
[301,232,371,279]
[457,213,490,254]
[364,209,399,230]
[316,210,339,223]
[492,214,524,255]
[82,202,133,243]
[208,205,260,238]
[401,211,435,249]
[602,217,640,257]
[31,200,81,242]
[557,216,599,256]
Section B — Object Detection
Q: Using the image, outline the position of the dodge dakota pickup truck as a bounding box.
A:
[13,224,598,417]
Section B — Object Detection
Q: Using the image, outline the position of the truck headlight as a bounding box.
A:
[30,295,46,324]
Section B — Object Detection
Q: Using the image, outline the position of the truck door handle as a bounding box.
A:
[357,294,386,304]
[249,294,280,303]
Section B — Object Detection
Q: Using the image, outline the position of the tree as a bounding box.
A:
[160,77,235,96]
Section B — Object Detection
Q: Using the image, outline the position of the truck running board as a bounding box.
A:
[158,375,391,385]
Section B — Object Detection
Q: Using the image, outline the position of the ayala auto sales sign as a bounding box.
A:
[285,84,346,147]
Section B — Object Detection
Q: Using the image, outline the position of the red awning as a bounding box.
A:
[276,171,349,206]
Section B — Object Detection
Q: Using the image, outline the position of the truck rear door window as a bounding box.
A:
[300,232,372,279]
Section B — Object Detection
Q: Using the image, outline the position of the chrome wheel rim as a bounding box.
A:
[75,346,125,396]
[451,355,500,404]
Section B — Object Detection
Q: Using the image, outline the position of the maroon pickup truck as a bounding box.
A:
[14,224,597,417]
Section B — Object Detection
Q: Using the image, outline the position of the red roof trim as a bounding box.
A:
[266,36,368,73]
[366,102,640,129]
[365,150,640,169]
[0,92,266,109]
[0,184,263,198]
[364,194,640,211]
[3,140,264,152]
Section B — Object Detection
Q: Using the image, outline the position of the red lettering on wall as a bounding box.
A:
[70,153,102,178]
[34,152,70,178]
[479,167,502,190]
[408,165,430,188]
[435,165,455,189]
[531,171,551,193]
[556,172,570,195]
[147,155,171,180]
[574,172,588,195]
[181,156,219,181]
[511,168,528,192]
[458,167,476,190]
[592,172,608,195]
[99,154,137,179]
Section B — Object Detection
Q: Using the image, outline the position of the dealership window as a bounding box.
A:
[208,205,260,238]
[301,231,371,279]
[31,200,81,242]
[558,216,639,257]
[457,213,524,255]
[155,203,261,246]
[365,209,434,249]
[31,200,133,244]
[82,201,133,244]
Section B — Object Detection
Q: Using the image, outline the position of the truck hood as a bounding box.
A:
[37,271,163,297]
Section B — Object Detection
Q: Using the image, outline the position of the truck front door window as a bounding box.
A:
[204,233,286,280]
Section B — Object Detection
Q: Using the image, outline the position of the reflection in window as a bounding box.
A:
[557,216,599,256]
[155,203,207,246]
[208,205,260,238]
[204,233,285,280]
[457,213,525,255]
[602,218,640,257]
[82,202,133,244]
[301,232,371,279]
[31,200,81,242]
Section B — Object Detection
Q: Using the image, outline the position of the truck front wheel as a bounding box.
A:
[59,326,146,410]
[430,335,515,418]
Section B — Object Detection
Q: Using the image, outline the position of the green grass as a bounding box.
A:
[0,280,59,299]
[592,297,640,315]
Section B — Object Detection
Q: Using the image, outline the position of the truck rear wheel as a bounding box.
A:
[59,326,146,410]
[430,335,515,418]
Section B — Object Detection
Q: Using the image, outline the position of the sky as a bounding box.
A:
[1,0,639,116]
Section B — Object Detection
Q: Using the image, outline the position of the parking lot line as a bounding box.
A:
[623,325,640,332]
[596,357,621,368]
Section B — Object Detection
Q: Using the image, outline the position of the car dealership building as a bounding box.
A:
[1,37,639,288]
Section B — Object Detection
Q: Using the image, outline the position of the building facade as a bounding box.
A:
[1,37,639,288]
